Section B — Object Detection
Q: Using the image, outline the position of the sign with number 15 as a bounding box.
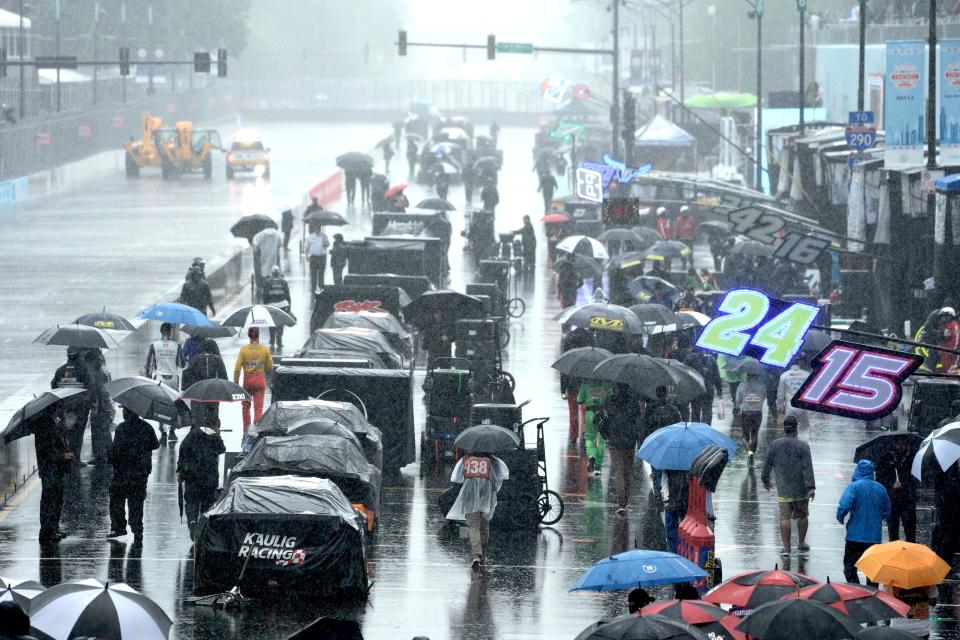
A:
[695,289,820,368]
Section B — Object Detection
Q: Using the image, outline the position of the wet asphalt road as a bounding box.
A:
[1,122,960,639]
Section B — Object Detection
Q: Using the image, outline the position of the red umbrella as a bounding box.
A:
[703,568,820,610]
[384,183,407,198]
[541,213,570,223]
[787,578,911,624]
[640,600,747,640]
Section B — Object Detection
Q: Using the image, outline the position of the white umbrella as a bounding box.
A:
[219,304,296,329]
[911,422,960,479]
[0,577,45,610]
[29,579,172,640]
[556,235,610,260]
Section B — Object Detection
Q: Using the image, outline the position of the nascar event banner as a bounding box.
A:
[941,40,960,165]
[885,40,926,168]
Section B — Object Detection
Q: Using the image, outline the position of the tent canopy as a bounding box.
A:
[635,115,696,147]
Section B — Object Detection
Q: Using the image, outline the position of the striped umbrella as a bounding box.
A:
[0,577,45,611]
[29,579,172,640]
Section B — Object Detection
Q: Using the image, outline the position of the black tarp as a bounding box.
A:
[304,327,405,369]
[271,367,415,473]
[231,434,382,516]
[247,410,383,470]
[342,274,433,301]
[372,212,444,236]
[310,285,411,332]
[323,311,412,358]
[280,352,386,369]
[193,475,367,596]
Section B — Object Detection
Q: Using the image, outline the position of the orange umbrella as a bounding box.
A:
[855,541,951,589]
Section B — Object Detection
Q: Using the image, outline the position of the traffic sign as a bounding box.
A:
[550,121,585,141]
[575,168,604,204]
[496,42,534,54]
[845,110,877,152]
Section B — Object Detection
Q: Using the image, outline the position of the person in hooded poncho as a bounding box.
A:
[446,453,509,571]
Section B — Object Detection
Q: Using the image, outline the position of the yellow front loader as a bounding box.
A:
[122,114,164,178]
[157,121,223,181]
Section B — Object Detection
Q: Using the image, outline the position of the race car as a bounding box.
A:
[225,133,270,179]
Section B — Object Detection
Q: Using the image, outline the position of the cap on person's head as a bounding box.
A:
[680,205,690,214]
[942,306,957,317]
[271,265,281,277]
[783,415,799,432]
[655,385,668,400]
[248,327,259,340]
[160,322,173,335]
[0,600,30,635]
[657,207,667,216]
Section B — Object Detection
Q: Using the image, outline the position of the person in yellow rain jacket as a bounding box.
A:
[234,327,274,432]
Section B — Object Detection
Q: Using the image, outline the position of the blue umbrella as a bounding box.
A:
[571,549,707,591]
[137,303,212,326]
[637,422,739,471]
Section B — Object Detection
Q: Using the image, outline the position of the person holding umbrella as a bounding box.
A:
[105,406,160,543]
[145,322,183,445]
[51,346,93,470]
[32,401,73,543]
[640,386,682,500]
[602,383,643,514]
[177,413,226,540]
[875,437,920,542]
[761,415,816,557]
[304,224,330,292]
[182,339,228,425]
[260,265,292,351]
[234,327,274,432]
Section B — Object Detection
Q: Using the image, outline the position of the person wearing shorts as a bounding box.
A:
[761,416,816,557]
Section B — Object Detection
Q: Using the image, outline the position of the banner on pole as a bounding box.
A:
[941,40,960,164]
[884,40,926,168]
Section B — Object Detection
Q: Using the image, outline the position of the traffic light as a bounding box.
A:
[0,49,7,79]
[217,48,227,77]
[398,30,407,56]
[487,34,496,60]
[194,51,211,73]
[119,47,130,76]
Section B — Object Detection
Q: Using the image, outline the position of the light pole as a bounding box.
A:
[751,0,764,191]
[612,0,621,158]
[708,4,717,90]
[678,0,684,106]
[93,1,100,105]
[55,0,61,112]
[120,2,126,103]
[857,0,866,111]
[798,0,806,133]
[927,0,938,172]
[18,0,24,119]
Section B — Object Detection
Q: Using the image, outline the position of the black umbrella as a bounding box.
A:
[104,376,181,423]
[454,424,520,453]
[607,251,653,272]
[287,618,365,640]
[473,156,500,172]
[646,240,691,261]
[730,357,766,376]
[631,226,664,245]
[856,627,922,640]
[736,598,862,640]
[556,303,647,335]
[553,255,603,280]
[416,197,457,212]
[303,209,348,226]
[181,379,251,403]
[34,324,120,350]
[180,322,236,339]
[336,151,375,171]
[3,388,86,444]
[73,311,136,331]
[854,432,923,464]
[729,240,774,258]
[597,228,647,245]
[575,613,710,640]
[402,290,485,326]
[628,276,680,303]
[630,303,680,327]
[699,220,732,237]
[230,214,277,241]
[653,358,707,403]
[801,330,833,355]
[552,347,614,379]
[593,353,675,390]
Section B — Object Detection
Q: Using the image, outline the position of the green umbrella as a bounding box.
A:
[684,92,758,110]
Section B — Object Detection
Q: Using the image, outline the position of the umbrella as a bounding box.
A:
[2,388,87,444]
[552,347,614,379]
[230,214,277,241]
[181,379,252,403]
[646,240,691,261]
[384,183,407,199]
[179,322,236,339]
[34,324,120,350]
[73,312,136,332]
[653,358,707,403]
[0,577,45,610]
[854,432,923,464]
[473,156,500,172]
[335,151,374,170]
[402,290,485,326]
[628,276,680,303]
[801,330,833,356]
[303,210,348,226]
[570,550,707,591]
[630,303,680,327]
[593,353,675,391]
[453,424,520,453]
[637,422,739,470]
[736,598,862,640]
[29,578,172,640]
[677,311,712,329]
[912,423,960,479]
[855,540,951,589]
[574,614,710,640]
[556,235,610,260]
[429,142,457,155]
[641,600,746,640]
[104,376,181,423]
[287,618,364,640]
[729,357,766,376]
[556,303,647,335]
[857,627,924,639]
[729,240,774,258]
[704,568,820,609]
[597,228,648,246]
[789,578,910,624]
[553,255,603,280]
[137,303,212,327]
[631,226,664,245]
[699,220,733,237]
[541,213,570,224]
[416,197,457,211]
[608,251,654,273]
[220,304,297,329]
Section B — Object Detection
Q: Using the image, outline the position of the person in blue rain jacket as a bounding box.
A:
[837,459,891,584]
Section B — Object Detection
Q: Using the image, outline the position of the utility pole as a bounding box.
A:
[798,0,806,133]
[93,2,100,105]
[55,0,61,112]
[612,0,621,158]
[857,0,866,111]
[120,2,126,103]
[18,0,24,119]
[927,0,938,172]
[678,0,685,107]
[754,0,764,192]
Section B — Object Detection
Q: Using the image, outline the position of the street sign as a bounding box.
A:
[550,121,585,141]
[496,42,534,54]
[35,56,78,70]
[845,111,877,152]
[575,167,604,204]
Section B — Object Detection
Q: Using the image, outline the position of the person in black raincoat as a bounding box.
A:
[344,170,358,206]
[33,403,73,542]
[51,347,92,470]
[480,182,499,212]
[462,162,476,203]
[407,139,419,178]
[83,349,114,466]
[106,406,159,543]
[601,383,643,514]
[182,338,228,426]
[178,267,215,317]
[512,215,537,274]
[330,233,348,286]
[426,212,453,281]
[537,172,558,214]
[177,414,226,539]
[556,253,582,308]
[672,334,722,424]
[359,166,373,209]
[260,265,292,350]
[434,171,450,200]
[382,141,394,174]
[933,460,960,574]
[874,437,919,542]
[281,209,294,252]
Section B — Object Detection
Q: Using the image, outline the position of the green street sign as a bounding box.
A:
[549,121,585,140]
[496,42,534,54]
